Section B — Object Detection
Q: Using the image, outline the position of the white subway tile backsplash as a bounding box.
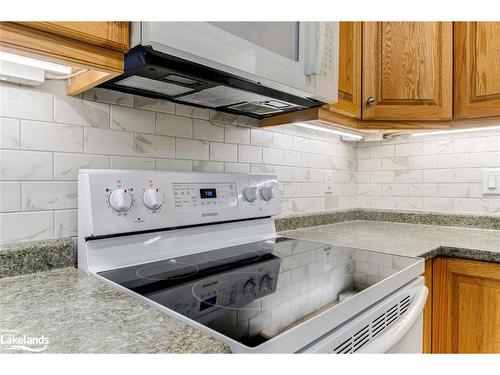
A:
[0,118,20,149]
[134,133,175,158]
[193,161,224,173]
[54,95,109,128]
[193,120,224,142]
[54,153,109,180]
[175,104,210,119]
[210,142,238,162]
[111,105,155,133]
[0,182,20,212]
[239,145,262,163]
[83,88,134,107]
[133,96,175,113]
[251,129,273,147]
[156,158,193,172]
[262,148,284,165]
[423,169,454,183]
[175,138,209,160]
[0,211,54,243]
[21,121,83,153]
[370,145,394,158]
[273,132,293,150]
[22,182,77,211]
[111,156,155,170]
[155,112,193,138]
[0,150,53,180]
[84,128,134,156]
[54,209,77,237]
[0,85,53,121]
[224,162,250,174]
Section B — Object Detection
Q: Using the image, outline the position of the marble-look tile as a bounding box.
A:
[238,145,262,163]
[54,153,109,180]
[84,128,134,156]
[0,182,21,212]
[224,162,250,174]
[83,88,134,107]
[156,159,193,172]
[272,132,293,150]
[263,148,284,165]
[134,133,175,158]
[54,95,109,128]
[209,110,238,124]
[22,182,77,210]
[0,118,20,149]
[54,209,77,237]
[175,103,210,119]
[21,120,83,153]
[134,96,175,113]
[110,156,155,170]
[0,85,53,122]
[209,142,237,162]
[0,150,53,180]
[175,138,209,160]
[250,129,273,147]
[0,211,54,244]
[193,161,224,173]
[193,120,224,142]
[111,105,155,133]
[224,124,250,144]
[155,112,193,138]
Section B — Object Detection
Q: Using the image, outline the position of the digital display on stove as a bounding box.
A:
[199,296,217,311]
[200,188,217,199]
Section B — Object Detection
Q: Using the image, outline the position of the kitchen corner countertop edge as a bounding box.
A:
[0,267,231,354]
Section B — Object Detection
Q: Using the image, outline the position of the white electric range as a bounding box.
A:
[78,169,427,353]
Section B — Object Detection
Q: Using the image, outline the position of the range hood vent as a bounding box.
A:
[100,46,322,119]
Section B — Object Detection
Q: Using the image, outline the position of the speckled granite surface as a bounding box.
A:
[0,238,75,278]
[281,220,500,263]
[275,209,500,232]
[0,267,230,353]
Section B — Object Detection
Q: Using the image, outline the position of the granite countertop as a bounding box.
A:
[281,220,500,262]
[0,267,230,354]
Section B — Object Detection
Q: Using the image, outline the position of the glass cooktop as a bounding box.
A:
[98,237,417,348]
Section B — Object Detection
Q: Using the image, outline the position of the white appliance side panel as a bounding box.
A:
[387,314,423,353]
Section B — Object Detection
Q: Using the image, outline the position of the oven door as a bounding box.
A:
[133,22,338,103]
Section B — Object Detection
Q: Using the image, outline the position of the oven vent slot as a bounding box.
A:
[330,293,413,354]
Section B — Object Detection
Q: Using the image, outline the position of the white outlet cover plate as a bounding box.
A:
[482,168,500,195]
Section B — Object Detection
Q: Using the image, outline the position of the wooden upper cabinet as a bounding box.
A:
[455,22,500,119]
[329,22,362,119]
[432,258,500,353]
[362,22,453,121]
[0,22,128,96]
[19,22,129,53]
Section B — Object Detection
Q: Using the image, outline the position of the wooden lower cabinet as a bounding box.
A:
[431,257,500,353]
[422,259,433,353]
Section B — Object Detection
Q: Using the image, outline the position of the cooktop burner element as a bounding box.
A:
[135,260,199,281]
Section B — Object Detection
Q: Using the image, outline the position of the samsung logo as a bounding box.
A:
[202,281,218,288]
[202,212,218,217]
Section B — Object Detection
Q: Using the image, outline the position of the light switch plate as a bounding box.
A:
[482,168,500,195]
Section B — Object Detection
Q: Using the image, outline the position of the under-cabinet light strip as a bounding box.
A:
[0,51,72,75]
[293,122,364,141]
[411,125,500,137]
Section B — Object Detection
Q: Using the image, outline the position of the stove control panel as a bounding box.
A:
[79,170,280,237]
[146,256,281,323]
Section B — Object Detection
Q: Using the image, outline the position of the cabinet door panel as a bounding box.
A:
[362,22,452,120]
[433,257,500,353]
[329,22,362,118]
[455,22,500,119]
[19,22,129,52]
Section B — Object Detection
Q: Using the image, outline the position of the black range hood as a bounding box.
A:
[100,45,322,119]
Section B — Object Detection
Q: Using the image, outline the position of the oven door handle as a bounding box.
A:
[357,285,428,354]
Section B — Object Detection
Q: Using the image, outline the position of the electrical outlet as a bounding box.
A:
[325,173,334,194]
[483,168,500,195]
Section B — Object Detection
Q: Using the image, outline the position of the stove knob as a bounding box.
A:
[259,274,274,292]
[260,186,274,201]
[109,188,132,212]
[243,186,258,202]
[243,278,257,295]
[143,188,163,210]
